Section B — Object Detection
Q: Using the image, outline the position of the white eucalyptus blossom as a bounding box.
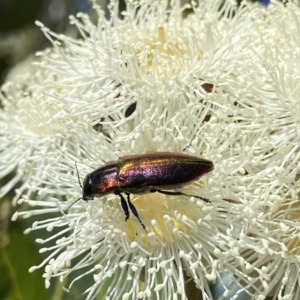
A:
[1,0,300,299]
[219,2,300,299]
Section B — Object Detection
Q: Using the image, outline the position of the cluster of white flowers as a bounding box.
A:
[1,0,300,299]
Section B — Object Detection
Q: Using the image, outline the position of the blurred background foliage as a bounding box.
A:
[0,0,267,299]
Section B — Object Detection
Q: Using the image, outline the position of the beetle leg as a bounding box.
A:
[150,189,211,203]
[119,193,130,222]
[125,193,147,232]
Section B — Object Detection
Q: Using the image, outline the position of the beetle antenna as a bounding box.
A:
[75,162,83,189]
[182,143,192,152]
[63,197,82,214]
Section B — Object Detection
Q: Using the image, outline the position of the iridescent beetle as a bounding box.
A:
[68,152,214,230]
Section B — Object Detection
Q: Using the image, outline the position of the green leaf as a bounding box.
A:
[0,208,52,300]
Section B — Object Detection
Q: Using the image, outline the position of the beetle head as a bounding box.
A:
[82,174,94,201]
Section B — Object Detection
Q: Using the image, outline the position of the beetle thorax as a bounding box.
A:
[83,163,119,198]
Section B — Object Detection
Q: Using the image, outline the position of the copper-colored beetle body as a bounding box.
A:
[81,152,214,231]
